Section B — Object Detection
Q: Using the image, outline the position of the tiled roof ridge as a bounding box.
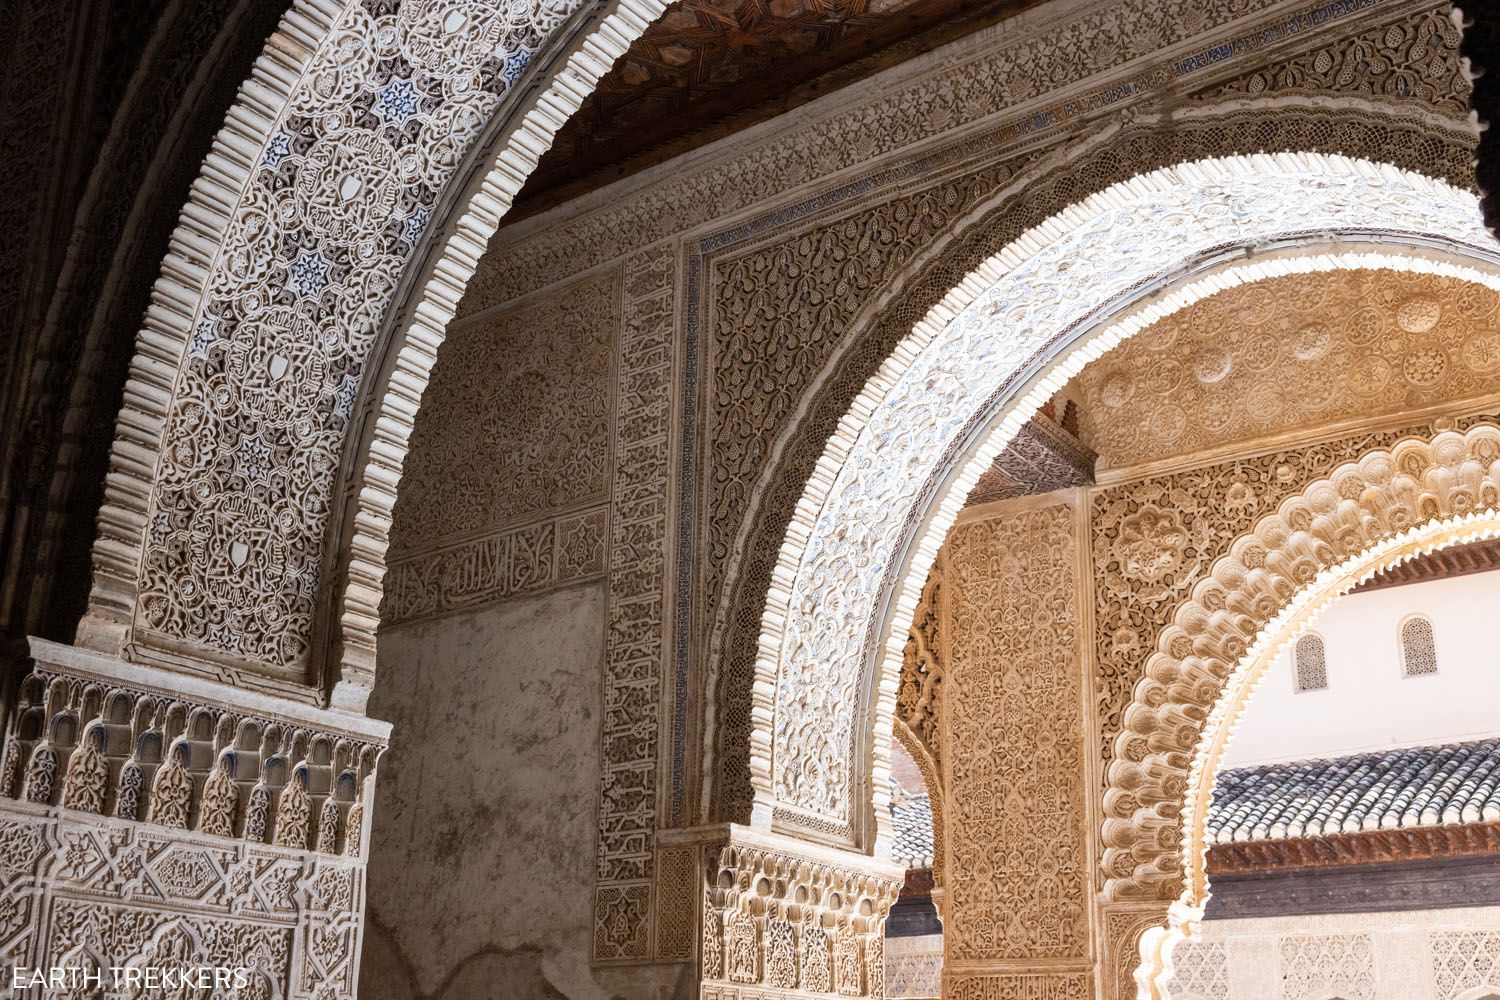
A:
[1209,737,1500,845]
[1219,736,1500,776]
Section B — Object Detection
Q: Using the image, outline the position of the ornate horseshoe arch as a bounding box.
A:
[706,97,1480,827]
[748,153,1499,856]
[76,0,667,706]
[1113,426,1500,996]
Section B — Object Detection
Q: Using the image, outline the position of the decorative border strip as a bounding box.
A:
[381,507,607,627]
[593,244,676,961]
[1207,821,1500,874]
[470,0,1391,306]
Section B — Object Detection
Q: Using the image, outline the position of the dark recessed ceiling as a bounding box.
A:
[511,0,1049,217]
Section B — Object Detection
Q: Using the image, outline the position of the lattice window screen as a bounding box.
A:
[1293,633,1328,692]
[1400,616,1438,677]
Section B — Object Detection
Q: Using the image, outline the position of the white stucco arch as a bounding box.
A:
[80,0,667,706]
[749,154,1500,852]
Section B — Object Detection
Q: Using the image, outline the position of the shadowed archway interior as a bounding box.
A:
[0,2,1497,997]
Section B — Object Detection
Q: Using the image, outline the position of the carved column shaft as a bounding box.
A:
[939,496,1096,997]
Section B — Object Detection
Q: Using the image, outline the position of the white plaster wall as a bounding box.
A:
[1167,907,1500,1000]
[361,583,684,1000]
[1223,569,1500,768]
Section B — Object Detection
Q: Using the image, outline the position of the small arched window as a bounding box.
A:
[1293,633,1328,692]
[1399,615,1438,677]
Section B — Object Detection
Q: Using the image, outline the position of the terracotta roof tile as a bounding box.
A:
[1208,739,1500,844]
[890,794,934,868]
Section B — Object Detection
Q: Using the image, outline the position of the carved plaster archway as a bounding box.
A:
[1115,426,1500,996]
[892,717,944,891]
[78,0,668,707]
[748,154,1500,856]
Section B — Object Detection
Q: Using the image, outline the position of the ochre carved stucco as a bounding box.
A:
[1074,269,1500,471]
[709,111,1477,823]
[897,563,943,775]
[1090,410,1500,800]
[942,501,1091,991]
[1102,423,1500,904]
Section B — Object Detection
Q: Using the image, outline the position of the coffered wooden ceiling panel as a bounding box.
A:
[513,0,1047,211]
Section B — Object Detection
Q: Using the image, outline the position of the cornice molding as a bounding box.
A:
[1208,820,1500,875]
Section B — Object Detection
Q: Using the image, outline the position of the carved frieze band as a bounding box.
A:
[382,506,608,626]
[469,0,1461,308]
[699,832,902,998]
[593,244,677,961]
[0,800,367,999]
[942,971,1092,999]
[1207,820,1500,874]
[2,646,383,858]
[0,640,383,998]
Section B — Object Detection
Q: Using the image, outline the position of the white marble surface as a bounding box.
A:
[363,583,624,998]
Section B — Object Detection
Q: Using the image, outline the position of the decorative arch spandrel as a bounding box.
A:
[707,94,1483,825]
[1103,423,1500,907]
[738,149,1497,860]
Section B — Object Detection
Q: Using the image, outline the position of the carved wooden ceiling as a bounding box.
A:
[512,0,1049,213]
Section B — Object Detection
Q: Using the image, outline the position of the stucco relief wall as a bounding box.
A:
[1167,908,1500,1000]
[371,244,678,963]
[1094,411,1500,902]
[449,0,1476,839]
[381,272,618,627]
[940,498,1093,998]
[896,412,1500,998]
[364,0,1479,978]
[1073,270,1500,472]
[11,0,1489,994]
